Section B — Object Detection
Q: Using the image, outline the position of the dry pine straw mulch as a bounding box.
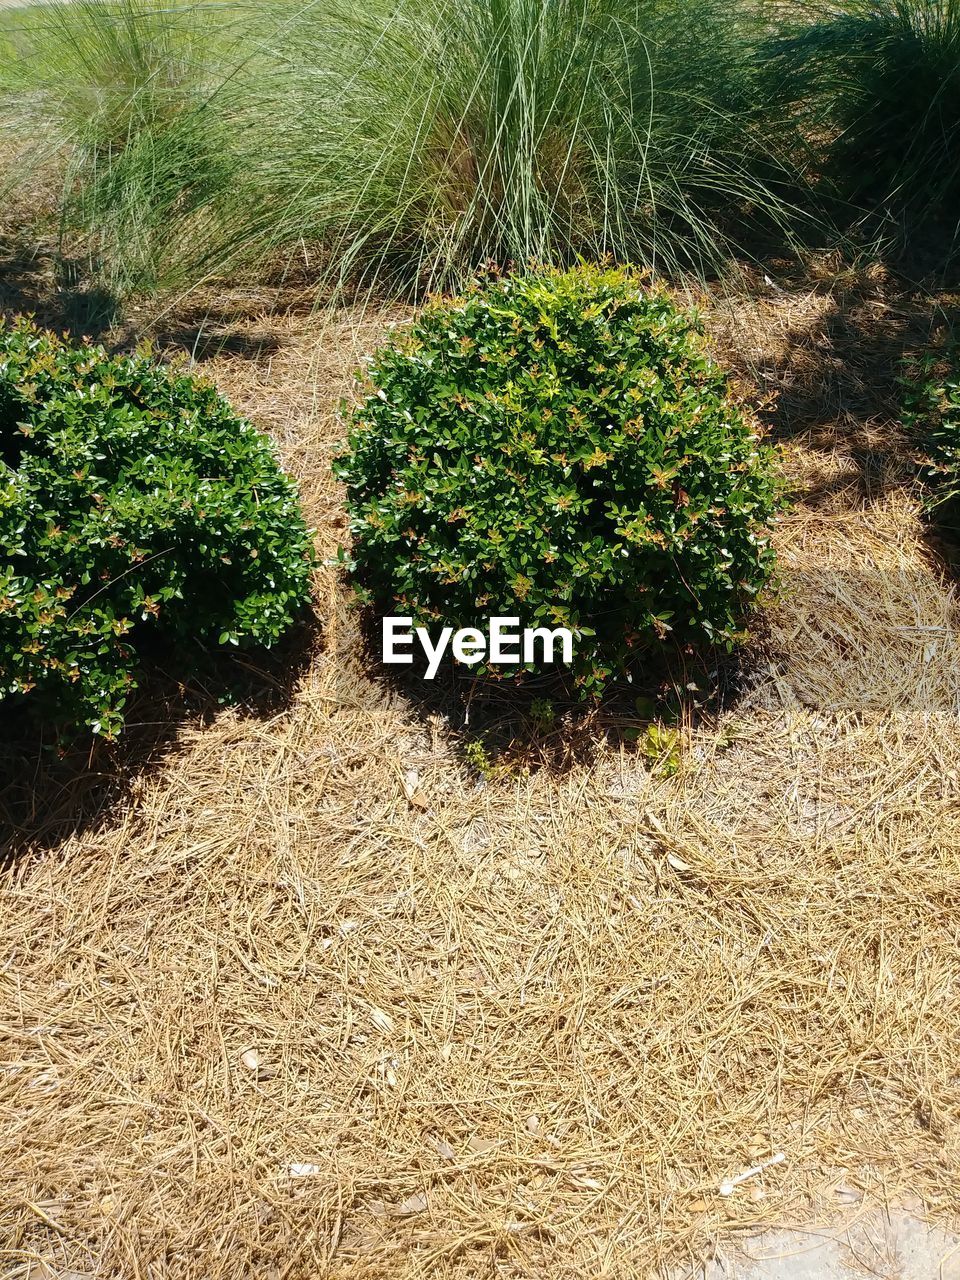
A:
[2,273,960,1280]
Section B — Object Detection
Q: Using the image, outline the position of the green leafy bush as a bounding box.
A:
[335,265,780,693]
[0,317,315,737]
[901,348,960,530]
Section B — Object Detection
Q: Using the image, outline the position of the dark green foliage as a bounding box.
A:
[335,265,781,693]
[0,318,315,737]
[901,347,960,530]
[767,0,960,250]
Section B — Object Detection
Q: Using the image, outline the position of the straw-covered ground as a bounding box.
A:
[2,250,960,1277]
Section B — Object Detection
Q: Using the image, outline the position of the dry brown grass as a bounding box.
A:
[2,272,960,1279]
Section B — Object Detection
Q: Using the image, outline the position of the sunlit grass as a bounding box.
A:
[0,0,817,300]
[243,0,811,289]
[0,0,250,292]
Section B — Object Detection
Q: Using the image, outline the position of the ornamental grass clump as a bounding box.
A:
[0,318,316,737]
[766,0,960,255]
[252,0,805,290]
[0,0,248,295]
[0,0,810,301]
[335,265,781,693]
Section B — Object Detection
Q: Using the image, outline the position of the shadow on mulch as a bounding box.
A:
[150,317,287,363]
[0,615,321,865]
[707,258,960,585]
[0,230,303,358]
[731,261,960,500]
[0,231,122,338]
[346,606,761,777]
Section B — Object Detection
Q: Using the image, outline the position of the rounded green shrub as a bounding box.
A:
[0,318,316,737]
[335,265,781,693]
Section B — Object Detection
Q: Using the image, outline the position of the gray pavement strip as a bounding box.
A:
[683,1211,960,1280]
